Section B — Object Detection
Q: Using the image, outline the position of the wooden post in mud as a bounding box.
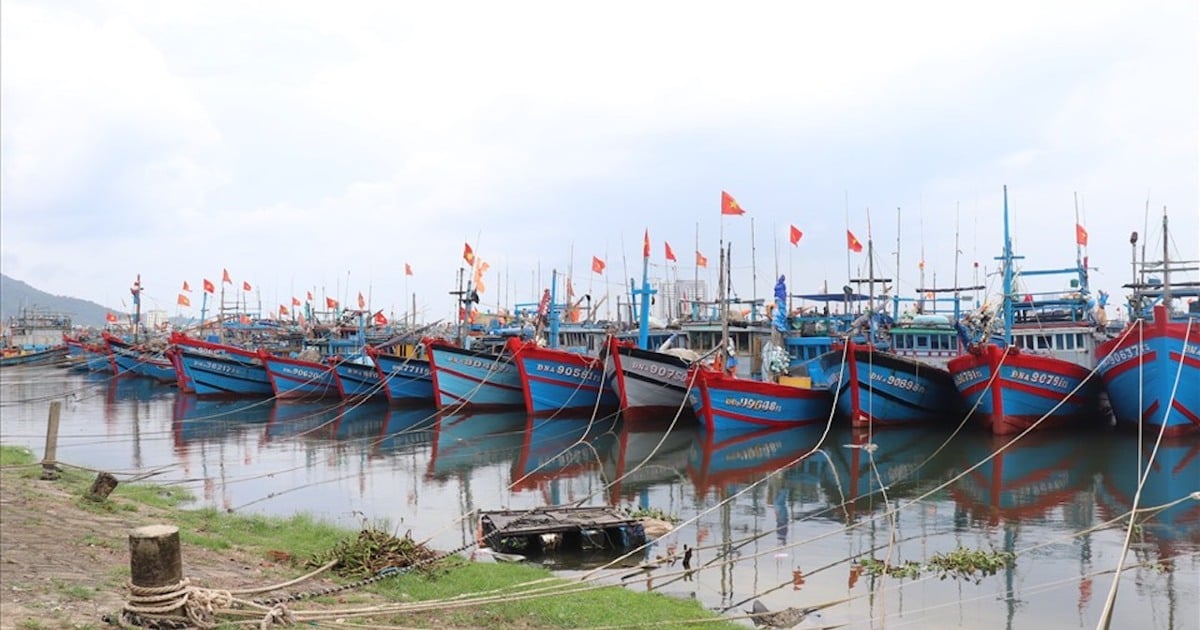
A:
[129,525,184,593]
[86,472,119,501]
[40,401,61,480]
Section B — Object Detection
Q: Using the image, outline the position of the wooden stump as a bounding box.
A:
[40,402,61,480]
[129,525,183,589]
[86,472,118,502]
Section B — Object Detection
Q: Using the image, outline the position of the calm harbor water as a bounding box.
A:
[1,365,1196,629]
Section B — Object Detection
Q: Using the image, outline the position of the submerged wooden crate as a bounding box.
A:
[480,506,646,555]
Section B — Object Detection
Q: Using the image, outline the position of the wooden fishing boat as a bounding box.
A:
[171,334,275,397]
[1096,210,1200,437]
[948,188,1103,435]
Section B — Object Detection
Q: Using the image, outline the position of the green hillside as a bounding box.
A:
[1,274,117,328]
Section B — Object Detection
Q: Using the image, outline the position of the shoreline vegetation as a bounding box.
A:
[0,444,739,629]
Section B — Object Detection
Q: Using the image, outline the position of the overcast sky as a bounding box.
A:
[3,1,1196,322]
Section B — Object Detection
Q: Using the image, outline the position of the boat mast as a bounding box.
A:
[634,238,655,350]
[894,207,901,319]
[131,274,142,343]
[1161,207,1171,309]
[750,217,758,323]
[1074,192,1087,296]
[1001,186,1015,344]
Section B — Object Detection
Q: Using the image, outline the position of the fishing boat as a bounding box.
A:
[0,345,69,367]
[1095,210,1200,437]
[63,336,111,372]
[810,312,965,428]
[508,336,619,415]
[947,187,1103,435]
[603,335,698,422]
[689,274,833,432]
[1,307,73,367]
[602,239,701,423]
[426,339,525,411]
[330,355,386,401]
[366,338,435,405]
[103,332,176,382]
[171,334,275,397]
[259,349,341,400]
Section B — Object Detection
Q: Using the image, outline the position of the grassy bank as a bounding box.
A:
[0,445,738,629]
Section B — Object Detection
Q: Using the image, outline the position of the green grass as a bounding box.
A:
[1,445,36,466]
[54,581,95,601]
[369,560,736,629]
[1,442,737,629]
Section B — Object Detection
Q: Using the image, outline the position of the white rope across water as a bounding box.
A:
[1095,315,1193,630]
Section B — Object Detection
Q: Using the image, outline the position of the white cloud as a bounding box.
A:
[1,0,1195,320]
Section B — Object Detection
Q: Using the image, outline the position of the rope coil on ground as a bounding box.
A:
[120,578,234,629]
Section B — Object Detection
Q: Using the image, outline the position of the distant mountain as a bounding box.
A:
[1,274,116,328]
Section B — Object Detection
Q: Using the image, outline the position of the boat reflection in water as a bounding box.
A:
[603,417,696,505]
[171,394,272,451]
[803,426,955,523]
[511,413,619,500]
[373,406,438,456]
[1095,438,1200,563]
[688,424,825,497]
[951,431,1098,526]
[426,410,527,480]
[264,401,345,442]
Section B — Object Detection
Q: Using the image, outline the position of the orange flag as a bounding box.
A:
[405,262,413,276]
[721,190,746,216]
[642,229,651,258]
[326,296,339,309]
[789,225,803,246]
[374,311,388,326]
[242,280,252,292]
[463,242,475,265]
[292,296,301,306]
[222,268,232,284]
[306,290,314,302]
[181,280,191,292]
[847,230,864,253]
[696,250,708,268]
[664,241,677,262]
[357,292,366,309]
[1075,223,1088,246]
[203,279,215,294]
[177,293,191,307]
[279,305,289,316]
[591,256,606,274]
[106,312,118,323]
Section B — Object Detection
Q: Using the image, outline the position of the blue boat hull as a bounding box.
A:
[372,353,435,404]
[815,344,960,427]
[261,354,340,400]
[1097,308,1200,437]
[688,366,832,432]
[333,360,385,400]
[177,348,274,397]
[427,344,524,411]
[510,342,618,415]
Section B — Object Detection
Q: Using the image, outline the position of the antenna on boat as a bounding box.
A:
[750,217,758,323]
[1161,206,1172,309]
[1001,186,1014,344]
[954,202,962,320]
